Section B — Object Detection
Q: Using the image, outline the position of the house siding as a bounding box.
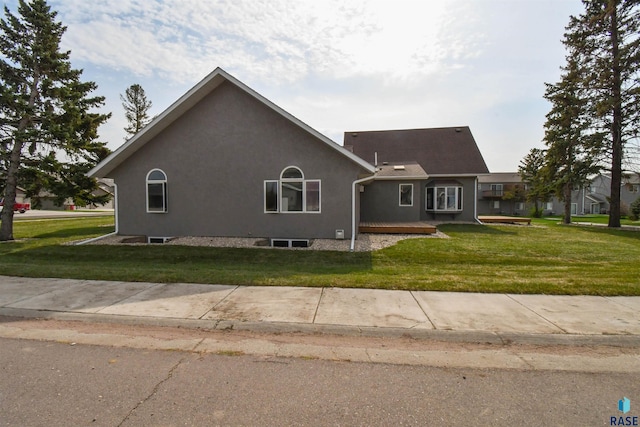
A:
[361,177,479,223]
[110,81,366,239]
[360,180,423,222]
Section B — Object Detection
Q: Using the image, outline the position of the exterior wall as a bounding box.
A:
[360,180,423,222]
[110,81,366,240]
[421,177,478,222]
[361,177,478,223]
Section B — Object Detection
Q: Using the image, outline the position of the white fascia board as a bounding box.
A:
[427,173,482,178]
[372,175,430,181]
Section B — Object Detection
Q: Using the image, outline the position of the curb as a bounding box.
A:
[2,307,639,349]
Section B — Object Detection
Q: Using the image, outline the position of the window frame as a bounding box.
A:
[399,183,413,207]
[146,169,168,213]
[425,186,463,212]
[490,183,503,197]
[264,180,279,213]
[264,166,321,214]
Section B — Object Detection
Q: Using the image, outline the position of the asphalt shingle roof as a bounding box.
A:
[345,127,489,176]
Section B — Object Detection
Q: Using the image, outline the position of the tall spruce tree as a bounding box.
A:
[564,0,640,227]
[121,83,152,138]
[543,54,601,224]
[0,0,111,240]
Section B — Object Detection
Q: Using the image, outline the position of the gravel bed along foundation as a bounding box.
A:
[83,231,448,252]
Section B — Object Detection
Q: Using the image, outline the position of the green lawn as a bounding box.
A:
[1,216,639,295]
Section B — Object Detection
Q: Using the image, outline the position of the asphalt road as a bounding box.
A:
[1,335,638,426]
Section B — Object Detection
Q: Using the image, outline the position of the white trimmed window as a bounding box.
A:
[264,166,321,213]
[146,169,167,213]
[399,184,413,206]
[426,186,463,212]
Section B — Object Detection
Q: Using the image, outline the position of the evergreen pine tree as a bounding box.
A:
[0,0,111,240]
[542,53,600,224]
[121,83,152,138]
[564,0,640,227]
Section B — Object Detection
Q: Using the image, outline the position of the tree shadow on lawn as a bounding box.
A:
[438,224,519,236]
[566,224,640,241]
[32,226,115,240]
[6,243,375,285]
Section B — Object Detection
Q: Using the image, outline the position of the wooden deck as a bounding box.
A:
[359,222,438,234]
[478,215,532,225]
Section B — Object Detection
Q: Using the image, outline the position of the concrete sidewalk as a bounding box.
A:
[1,276,639,346]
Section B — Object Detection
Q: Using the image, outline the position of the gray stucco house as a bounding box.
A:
[345,127,489,224]
[89,68,375,245]
[89,68,490,246]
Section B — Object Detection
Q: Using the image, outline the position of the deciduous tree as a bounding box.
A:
[518,148,552,218]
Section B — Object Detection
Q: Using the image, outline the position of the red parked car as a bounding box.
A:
[0,199,30,213]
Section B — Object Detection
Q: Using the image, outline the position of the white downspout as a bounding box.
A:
[350,176,376,252]
[113,182,119,234]
[474,177,483,224]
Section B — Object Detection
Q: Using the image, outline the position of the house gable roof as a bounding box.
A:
[344,127,489,176]
[89,68,375,178]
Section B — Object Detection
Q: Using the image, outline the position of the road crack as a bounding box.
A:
[117,356,186,426]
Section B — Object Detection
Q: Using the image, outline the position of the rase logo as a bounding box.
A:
[611,397,638,426]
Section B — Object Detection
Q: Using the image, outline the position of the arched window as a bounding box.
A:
[280,167,304,212]
[264,166,320,213]
[146,169,167,213]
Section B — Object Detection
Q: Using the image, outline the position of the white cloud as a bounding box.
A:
[17,0,586,170]
[53,0,483,84]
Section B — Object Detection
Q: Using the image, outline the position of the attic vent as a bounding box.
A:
[393,165,406,170]
[455,128,462,132]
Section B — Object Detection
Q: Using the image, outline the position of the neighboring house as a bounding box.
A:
[89,68,376,244]
[582,173,640,215]
[477,172,603,216]
[544,183,605,216]
[477,173,529,216]
[479,172,640,217]
[345,127,490,223]
[36,178,114,210]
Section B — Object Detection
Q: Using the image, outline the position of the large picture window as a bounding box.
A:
[426,186,463,212]
[146,169,167,213]
[264,166,321,213]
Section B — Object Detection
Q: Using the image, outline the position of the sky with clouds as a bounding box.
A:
[6,0,585,171]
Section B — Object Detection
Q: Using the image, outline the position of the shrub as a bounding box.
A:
[630,197,640,221]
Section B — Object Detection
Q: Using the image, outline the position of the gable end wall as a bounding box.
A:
[110,81,365,239]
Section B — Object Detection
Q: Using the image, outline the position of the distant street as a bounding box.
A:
[1,320,639,426]
[11,209,114,220]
